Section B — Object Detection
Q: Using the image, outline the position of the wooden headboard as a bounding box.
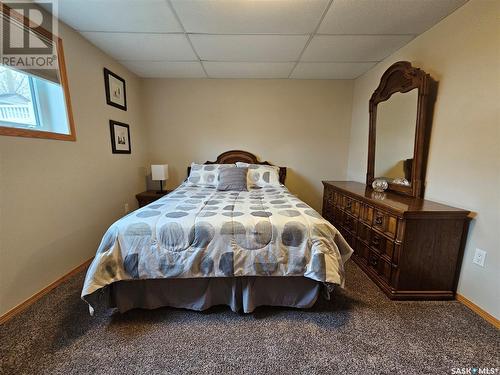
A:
[187,150,287,184]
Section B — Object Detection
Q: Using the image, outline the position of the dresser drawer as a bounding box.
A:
[323,206,334,223]
[342,196,360,216]
[369,231,395,260]
[333,207,343,224]
[377,258,393,285]
[341,212,357,234]
[345,231,356,249]
[322,198,334,222]
[335,192,343,208]
[357,222,371,244]
[367,251,394,285]
[373,210,398,239]
[324,187,334,203]
[338,226,355,248]
[356,241,370,264]
[367,250,380,272]
[359,204,374,224]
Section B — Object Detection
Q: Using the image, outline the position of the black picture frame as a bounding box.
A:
[104,68,127,111]
[109,120,131,154]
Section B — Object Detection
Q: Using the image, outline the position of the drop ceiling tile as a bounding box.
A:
[81,33,196,61]
[120,61,206,78]
[190,35,308,62]
[301,35,414,62]
[318,0,467,35]
[171,0,329,34]
[203,62,294,78]
[291,62,377,79]
[49,0,182,32]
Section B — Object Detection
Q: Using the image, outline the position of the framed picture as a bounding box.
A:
[104,68,127,111]
[109,120,131,154]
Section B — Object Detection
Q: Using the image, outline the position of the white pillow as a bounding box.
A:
[187,163,234,187]
[235,162,280,187]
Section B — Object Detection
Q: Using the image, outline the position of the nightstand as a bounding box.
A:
[135,190,171,208]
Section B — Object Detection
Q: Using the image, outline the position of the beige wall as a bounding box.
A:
[347,0,500,318]
[0,22,147,315]
[142,79,354,211]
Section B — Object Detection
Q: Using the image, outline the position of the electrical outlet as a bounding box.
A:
[124,203,129,214]
[472,248,486,267]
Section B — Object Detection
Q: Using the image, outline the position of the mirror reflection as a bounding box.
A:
[374,89,418,185]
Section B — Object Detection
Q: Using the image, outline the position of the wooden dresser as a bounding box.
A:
[322,181,471,300]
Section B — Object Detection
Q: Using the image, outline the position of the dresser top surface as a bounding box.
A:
[323,181,470,214]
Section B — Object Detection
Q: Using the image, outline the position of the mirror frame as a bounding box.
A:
[367,61,437,198]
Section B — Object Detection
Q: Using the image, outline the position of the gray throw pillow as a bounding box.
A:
[217,167,248,191]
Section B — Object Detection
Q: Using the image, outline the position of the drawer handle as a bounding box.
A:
[369,257,378,266]
[375,215,383,225]
[346,201,352,209]
[372,236,381,247]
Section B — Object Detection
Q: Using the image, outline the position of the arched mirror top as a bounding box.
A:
[367,61,437,198]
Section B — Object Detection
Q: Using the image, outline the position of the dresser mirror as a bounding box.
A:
[367,61,437,198]
[375,89,418,184]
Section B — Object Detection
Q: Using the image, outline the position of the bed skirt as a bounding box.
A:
[87,277,325,314]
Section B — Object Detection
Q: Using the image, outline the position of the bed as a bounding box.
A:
[82,150,353,314]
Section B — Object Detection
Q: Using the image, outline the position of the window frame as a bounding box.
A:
[0,3,76,141]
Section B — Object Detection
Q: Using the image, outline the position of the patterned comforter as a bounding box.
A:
[82,183,353,310]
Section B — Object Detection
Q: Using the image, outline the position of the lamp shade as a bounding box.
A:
[151,164,169,181]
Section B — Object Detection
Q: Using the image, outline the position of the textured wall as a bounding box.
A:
[142,79,354,211]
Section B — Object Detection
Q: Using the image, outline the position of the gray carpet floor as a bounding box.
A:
[1,262,498,375]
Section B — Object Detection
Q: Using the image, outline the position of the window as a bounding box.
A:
[0,65,71,135]
[0,3,75,141]
[0,66,39,128]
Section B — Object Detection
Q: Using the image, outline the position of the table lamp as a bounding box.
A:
[151,164,169,194]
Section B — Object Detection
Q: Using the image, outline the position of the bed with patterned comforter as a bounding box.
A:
[82,183,353,312]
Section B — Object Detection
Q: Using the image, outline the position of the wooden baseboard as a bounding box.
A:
[0,257,94,325]
[456,293,499,329]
